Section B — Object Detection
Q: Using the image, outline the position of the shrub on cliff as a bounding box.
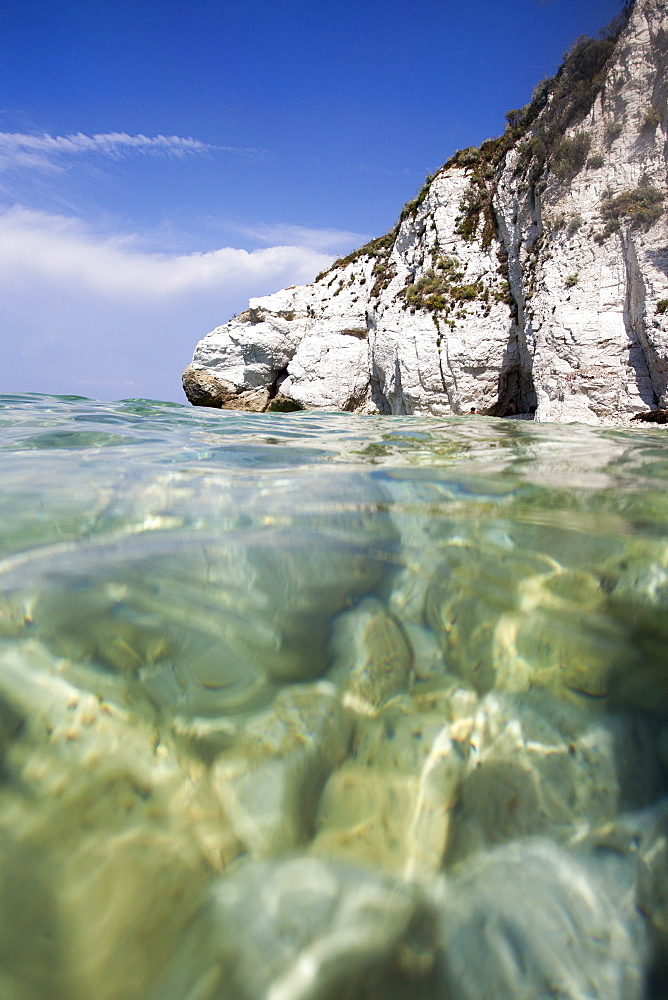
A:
[401,260,485,315]
[642,107,662,130]
[600,185,665,230]
[551,132,592,181]
[605,122,623,146]
[316,228,397,280]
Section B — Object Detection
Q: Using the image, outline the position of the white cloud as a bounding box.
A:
[0,131,233,172]
[0,206,336,402]
[0,206,332,299]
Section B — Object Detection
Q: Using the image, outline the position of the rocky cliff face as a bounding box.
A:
[183,0,668,424]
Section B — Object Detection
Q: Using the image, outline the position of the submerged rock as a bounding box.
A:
[491,566,611,698]
[604,540,668,716]
[0,645,238,1000]
[312,677,476,879]
[435,839,648,1000]
[445,690,662,863]
[579,800,668,964]
[150,854,439,1000]
[327,597,412,716]
[0,487,396,720]
[0,594,665,1000]
[212,683,351,857]
[152,832,658,1000]
[425,540,618,700]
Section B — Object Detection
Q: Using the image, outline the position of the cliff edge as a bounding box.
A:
[183,0,668,424]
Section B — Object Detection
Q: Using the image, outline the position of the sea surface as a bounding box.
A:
[1,392,668,1000]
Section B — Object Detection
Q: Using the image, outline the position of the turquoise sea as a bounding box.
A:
[1,392,668,1000]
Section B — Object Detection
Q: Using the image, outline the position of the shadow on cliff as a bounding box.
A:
[645,246,668,276]
[369,355,397,415]
[623,232,667,408]
[626,340,660,409]
[492,321,538,417]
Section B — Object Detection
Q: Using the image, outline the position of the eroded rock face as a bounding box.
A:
[184,0,668,424]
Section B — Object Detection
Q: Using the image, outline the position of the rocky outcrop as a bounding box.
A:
[183,0,668,424]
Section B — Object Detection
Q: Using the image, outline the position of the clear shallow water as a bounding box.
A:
[1,392,668,1000]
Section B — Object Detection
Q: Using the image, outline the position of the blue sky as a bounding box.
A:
[0,0,624,403]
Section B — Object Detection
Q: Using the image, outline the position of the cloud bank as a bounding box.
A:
[0,206,337,402]
[0,206,332,298]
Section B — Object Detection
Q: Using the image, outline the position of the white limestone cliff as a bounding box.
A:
[183,0,668,424]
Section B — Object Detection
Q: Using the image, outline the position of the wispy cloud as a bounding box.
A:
[0,131,234,171]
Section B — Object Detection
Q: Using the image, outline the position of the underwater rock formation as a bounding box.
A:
[2,403,668,998]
